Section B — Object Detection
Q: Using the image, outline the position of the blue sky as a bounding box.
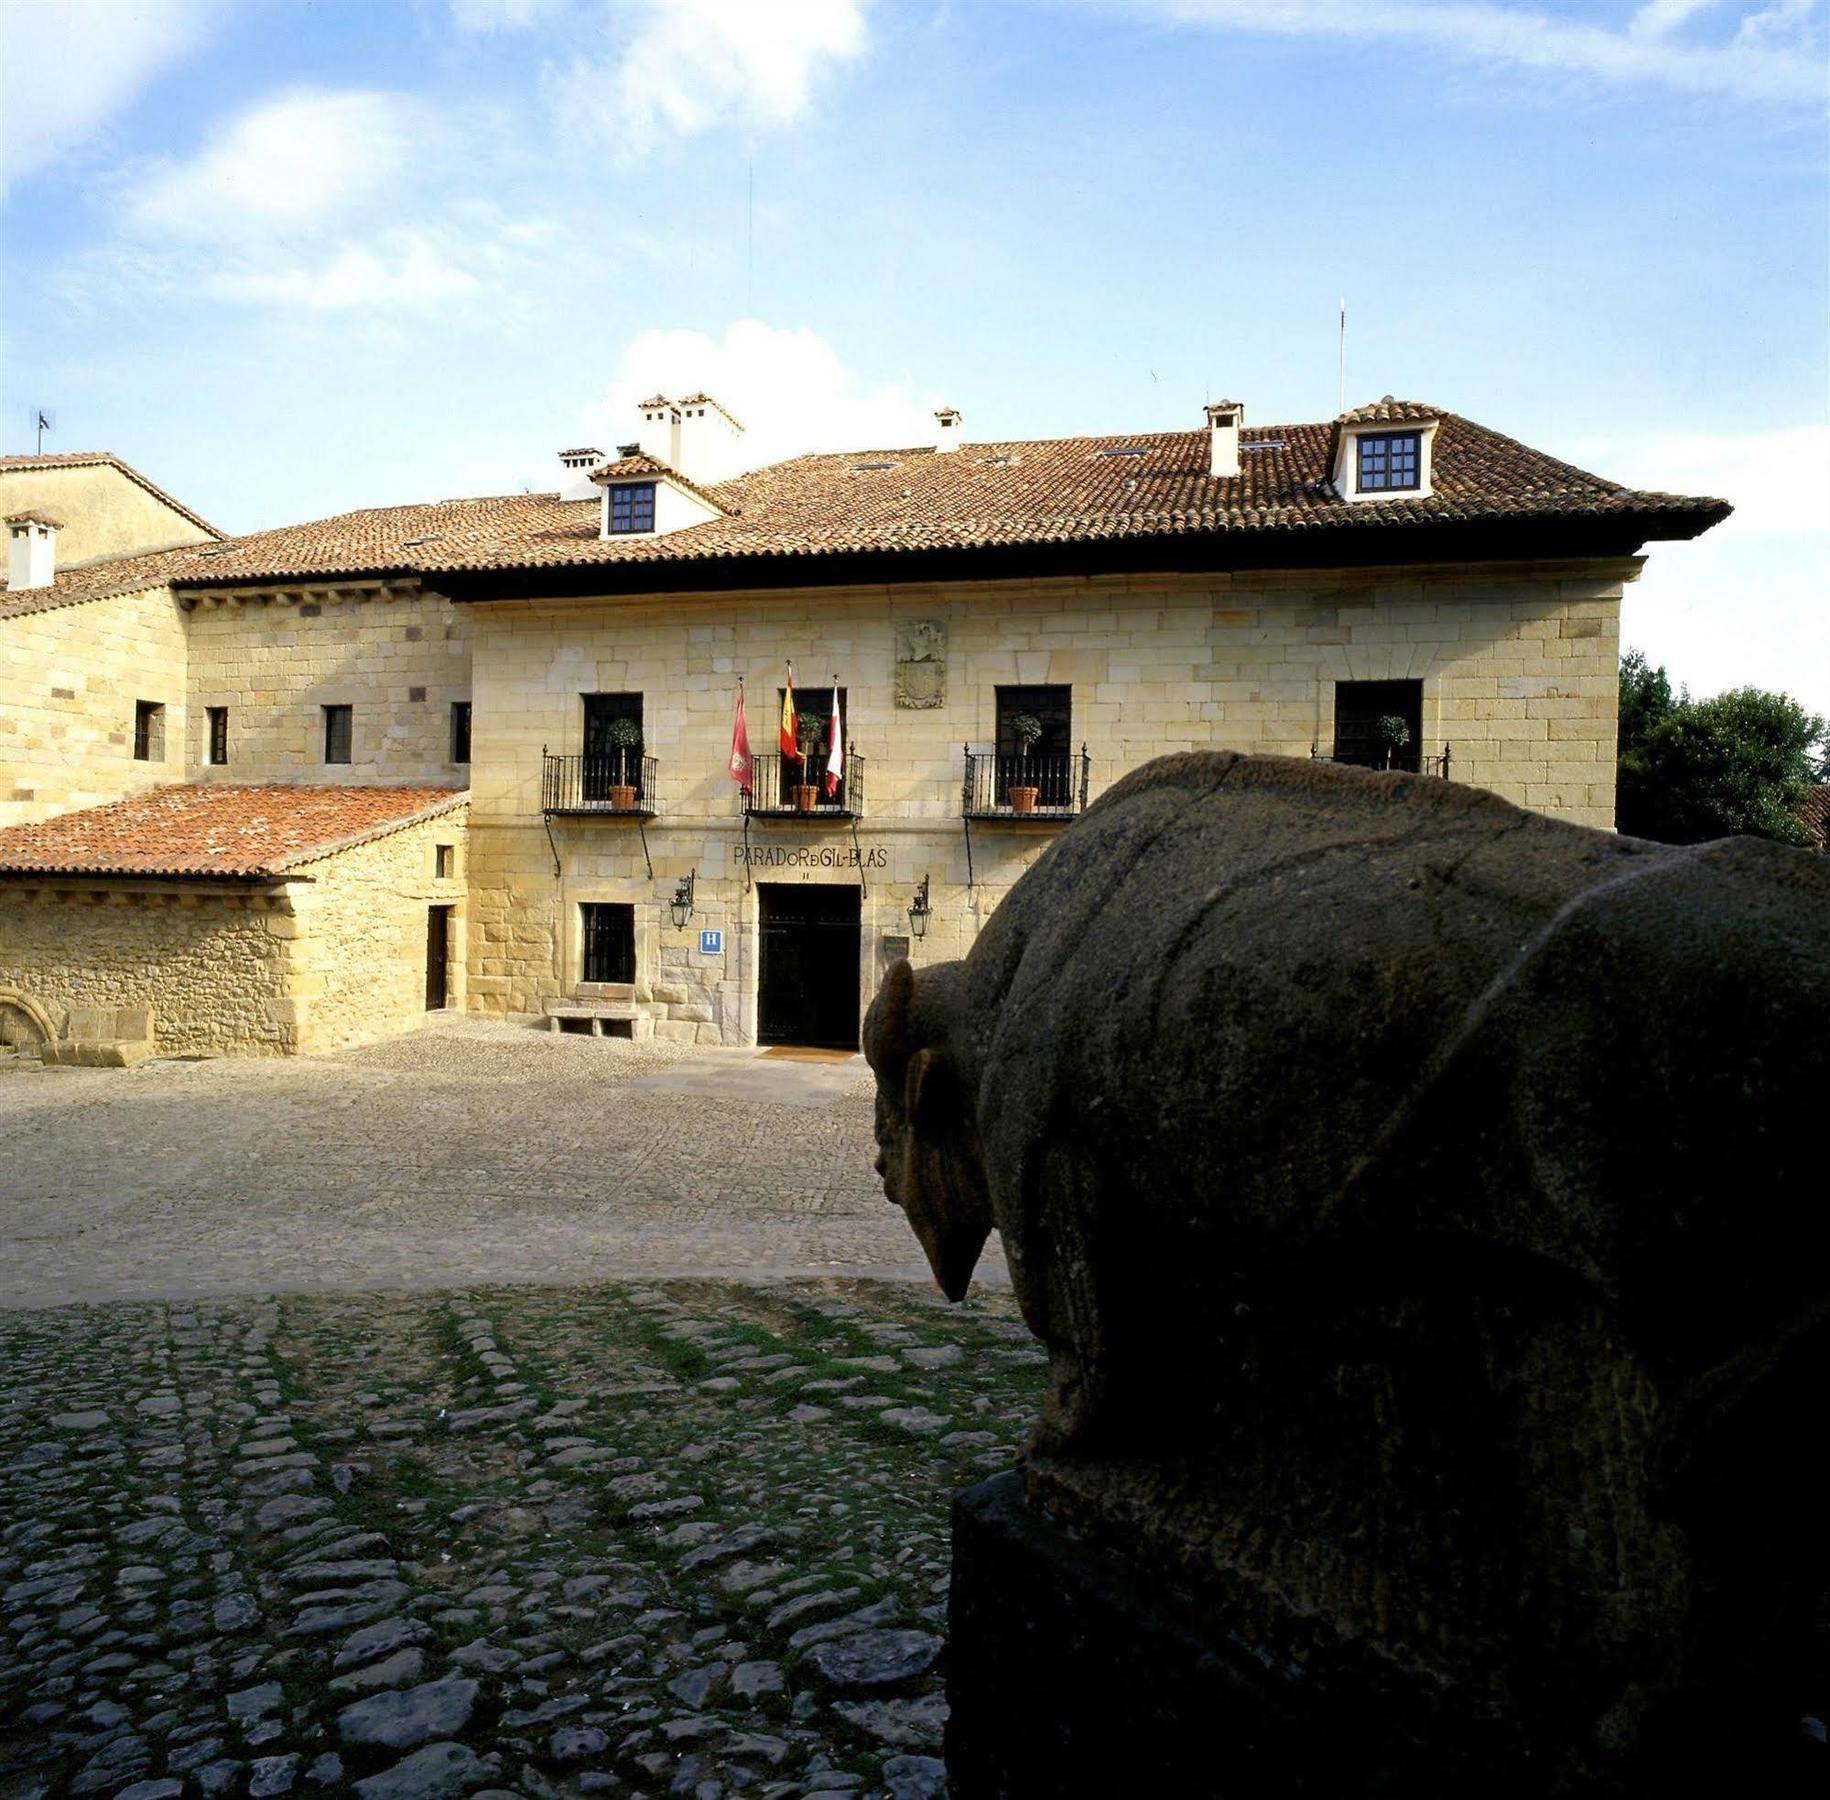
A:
[2,0,1825,713]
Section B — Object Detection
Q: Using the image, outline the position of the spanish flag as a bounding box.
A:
[780,663,798,760]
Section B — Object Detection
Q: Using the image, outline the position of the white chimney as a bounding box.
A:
[637,395,680,468]
[933,406,963,453]
[557,447,606,503]
[671,393,745,484]
[1206,401,1243,479]
[5,512,59,590]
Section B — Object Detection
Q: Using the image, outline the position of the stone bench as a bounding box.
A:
[543,999,655,1041]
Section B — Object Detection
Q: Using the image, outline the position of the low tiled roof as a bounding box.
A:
[0,543,202,623]
[589,452,728,512]
[2,404,1732,601]
[0,785,466,880]
[0,452,223,539]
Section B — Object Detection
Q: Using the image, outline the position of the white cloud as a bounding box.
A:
[1075,0,1826,103]
[0,0,227,193]
[554,0,870,155]
[1565,424,1830,537]
[123,90,420,240]
[596,319,945,468]
[207,236,484,311]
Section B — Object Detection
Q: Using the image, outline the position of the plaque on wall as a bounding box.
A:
[880,934,911,962]
[894,618,947,709]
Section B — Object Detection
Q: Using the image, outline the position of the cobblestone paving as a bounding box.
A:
[0,1021,995,1308]
[0,1279,1046,1799]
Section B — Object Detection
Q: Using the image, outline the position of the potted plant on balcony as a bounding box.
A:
[795,713,825,812]
[1008,713,1043,814]
[1372,714,1412,772]
[607,716,642,810]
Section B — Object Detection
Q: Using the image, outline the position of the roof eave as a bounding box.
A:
[434,506,1731,604]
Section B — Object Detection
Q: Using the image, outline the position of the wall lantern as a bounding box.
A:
[670,870,696,930]
[908,873,932,941]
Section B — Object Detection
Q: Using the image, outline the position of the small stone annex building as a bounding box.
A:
[0,398,1729,1058]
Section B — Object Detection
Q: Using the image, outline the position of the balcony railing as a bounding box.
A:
[744,751,865,820]
[963,746,1091,820]
[542,752,660,815]
[1314,742,1453,779]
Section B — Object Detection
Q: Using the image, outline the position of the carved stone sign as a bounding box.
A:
[894,618,947,710]
[734,844,888,869]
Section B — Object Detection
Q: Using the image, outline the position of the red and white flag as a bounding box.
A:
[824,682,844,798]
[727,680,752,792]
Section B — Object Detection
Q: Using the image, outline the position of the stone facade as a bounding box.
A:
[464,558,1627,1043]
[0,459,217,567]
[0,583,190,827]
[183,586,472,785]
[0,805,467,1059]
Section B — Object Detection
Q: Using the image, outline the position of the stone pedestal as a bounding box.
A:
[945,1472,1524,1800]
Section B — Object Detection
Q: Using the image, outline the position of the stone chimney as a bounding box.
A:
[933,407,963,454]
[672,394,745,484]
[5,512,59,590]
[1206,401,1243,479]
[557,447,606,504]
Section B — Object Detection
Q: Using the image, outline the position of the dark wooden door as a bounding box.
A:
[425,905,451,1010]
[758,883,861,1049]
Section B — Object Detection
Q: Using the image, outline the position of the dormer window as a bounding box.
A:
[1356,432,1421,493]
[608,482,656,535]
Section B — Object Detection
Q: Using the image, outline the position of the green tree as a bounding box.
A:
[1617,661,1825,847]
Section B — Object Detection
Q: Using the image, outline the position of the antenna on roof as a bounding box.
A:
[1337,300,1346,414]
[29,407,55,453]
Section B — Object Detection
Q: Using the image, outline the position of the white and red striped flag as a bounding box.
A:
[823,681,844,798]
[728,679,752,792]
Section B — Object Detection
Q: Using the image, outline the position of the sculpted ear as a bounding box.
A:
[864,958,916,1079]
[904,1046,955,1130]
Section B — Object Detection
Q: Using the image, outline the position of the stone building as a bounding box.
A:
[0,784,466,1063]
[0,394,1728,1056]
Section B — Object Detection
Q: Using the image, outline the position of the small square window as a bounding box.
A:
[435,844,455,880]
[1356,431,1421,493]
[608,482,657,534]
[133,701,165,762]
[450,700,471,765]
[207,706,228,766]
[323,704,353,764]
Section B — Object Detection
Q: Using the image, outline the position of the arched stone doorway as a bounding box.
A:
[0,989,57,1063]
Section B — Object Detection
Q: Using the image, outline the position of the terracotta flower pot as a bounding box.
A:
[609,785,637,811]
[1010,786,1040,815]
[796,785,819,813]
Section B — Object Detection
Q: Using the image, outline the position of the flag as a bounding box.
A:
[727,680,752,791]
[779,663,798,760]
[824,682,844,798]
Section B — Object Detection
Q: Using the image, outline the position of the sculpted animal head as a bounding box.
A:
[862,959,992,1301]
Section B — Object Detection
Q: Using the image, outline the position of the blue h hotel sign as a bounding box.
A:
[699,928,724,957]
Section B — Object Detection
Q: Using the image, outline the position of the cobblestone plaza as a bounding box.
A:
[1,1024,1020,1798]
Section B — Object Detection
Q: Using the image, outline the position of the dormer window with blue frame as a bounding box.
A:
[608,482,657,534]
[1355,432,1421,493]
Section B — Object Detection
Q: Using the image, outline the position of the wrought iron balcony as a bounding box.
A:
[743,751,866,820]
[542,752,659,816]
[1313,742,1453,779]
[962,746,1091,821]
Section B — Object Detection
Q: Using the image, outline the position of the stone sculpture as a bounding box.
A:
[863,751,1830,1793]
[893,617,947,709]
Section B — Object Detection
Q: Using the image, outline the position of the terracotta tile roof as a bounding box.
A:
[589,452,728,513]
[1801,784,1830,849]
[0,452,224,539]
[4,405,1728,600]
[0,785,466,880]
[0,543,202,623]
[1336,397,1441,425]
[4,509,65,527]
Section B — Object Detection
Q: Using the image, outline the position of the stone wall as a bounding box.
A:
[0,584,190,827]
[0,462,217,566]
[0,883,297,1057]
[182,586,472,786]
[463,558,1628,1039]
[288,805,468,1053]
